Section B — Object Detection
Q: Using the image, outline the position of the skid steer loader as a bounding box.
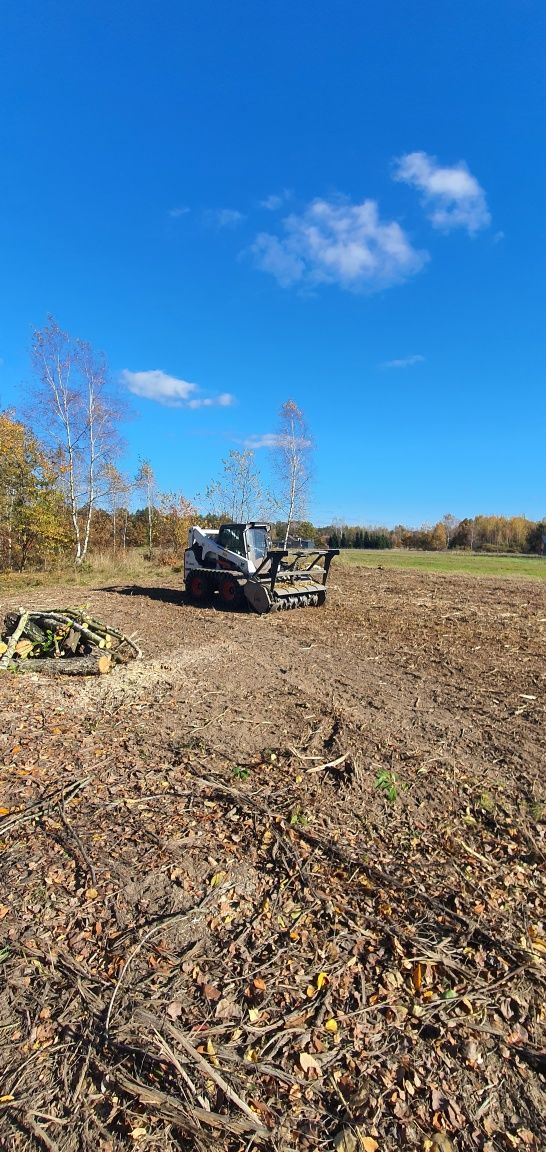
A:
[184,523,338,614]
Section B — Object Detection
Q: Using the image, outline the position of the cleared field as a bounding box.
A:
[340,548,546,579]
[0,564,544,1151]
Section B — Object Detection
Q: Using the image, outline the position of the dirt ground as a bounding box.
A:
[0,565,544,1152]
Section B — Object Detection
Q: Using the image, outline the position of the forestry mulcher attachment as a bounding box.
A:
[184,523,338,614]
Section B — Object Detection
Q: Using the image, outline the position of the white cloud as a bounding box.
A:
[393,151,491,234]
[260,189,292,211]
[381,354,425,369]
[121,369,235,409]
[251,196,427,293]
[244,432,311,450]
[169,206,190,218]
[205,208,245,228]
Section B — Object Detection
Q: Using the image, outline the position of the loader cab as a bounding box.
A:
[217,522,270,568]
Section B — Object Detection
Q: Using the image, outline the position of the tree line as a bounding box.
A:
[0,318,314,571]
[0,317,544,571]
[326,515,546,554]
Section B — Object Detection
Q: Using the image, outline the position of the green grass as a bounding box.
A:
[338,549,546,580]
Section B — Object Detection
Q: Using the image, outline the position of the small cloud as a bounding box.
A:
[244,432,311,450]
[169,206,190,218]
[250,196,427,293]
[205,208,245,229]
[121,369,235,409]
[393,151,490,234]
[492,230,505,244]
[381,354,425,369]
[260,189,292,211]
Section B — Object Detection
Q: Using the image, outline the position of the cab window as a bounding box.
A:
[218,525,245,556]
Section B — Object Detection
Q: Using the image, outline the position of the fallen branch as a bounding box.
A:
[136,1009,270,1139]
[104,883,233,1036]
[0,778,90,835]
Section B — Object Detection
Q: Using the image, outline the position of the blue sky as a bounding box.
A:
[1,0,545,525]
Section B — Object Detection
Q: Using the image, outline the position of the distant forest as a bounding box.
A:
[1,408,544,572]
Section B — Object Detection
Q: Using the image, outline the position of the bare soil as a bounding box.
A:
[0,565,544,1152]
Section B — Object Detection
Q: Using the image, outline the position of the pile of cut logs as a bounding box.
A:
[0,608,142,675]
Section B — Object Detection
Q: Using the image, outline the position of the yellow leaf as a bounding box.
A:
[210,871,226,888]
[360,1139,379,1152]
[316,971,329,990]
[324,1018,338,1033]
[411,962,423,992]
[0,808,10,817]
[306,984,316,998]
[0,1095,14,1103]
[248,1007,260,1023]
[85,887,98,900]
[206,1038,219,1066]
[130,1129,147,1141]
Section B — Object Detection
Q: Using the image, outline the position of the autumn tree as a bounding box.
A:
[273,401,312,547]
[0,410,67,570]
[158,492,197,551]
[30,317,122,563]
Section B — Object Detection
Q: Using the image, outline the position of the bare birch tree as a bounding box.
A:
[104,464,132,554]
[135,459,157,554]
[205,450,266,522]
[274,400,312,547]
[30,317,122,563]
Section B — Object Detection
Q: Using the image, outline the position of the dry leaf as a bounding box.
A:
[411,962,423,991]
[167,1001,182,1020]
[299,1051,321,1074]
[324,1018,338,1033]
[334,1128,357,1152]
[203,983,221,1001]
[360,1139,379,1152]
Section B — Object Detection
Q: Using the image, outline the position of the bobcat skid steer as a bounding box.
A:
[184,522,338,614]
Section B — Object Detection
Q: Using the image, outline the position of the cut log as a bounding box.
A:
[10,653,112,676]
[15,639,34,659]
[11,617,48,646]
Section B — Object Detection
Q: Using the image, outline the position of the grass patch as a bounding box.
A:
[338,549,546,580]
[0,550,178,593]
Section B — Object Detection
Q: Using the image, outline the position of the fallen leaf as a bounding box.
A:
[432,1136,454,1152]
[333,1128,357,1152]
[167,1001,183,1020]
[324,1018,338,1033]
[412,962,423,991]
[203,983,221,1002]
[360,1139,379,1152]
[299,1051,321,1074]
